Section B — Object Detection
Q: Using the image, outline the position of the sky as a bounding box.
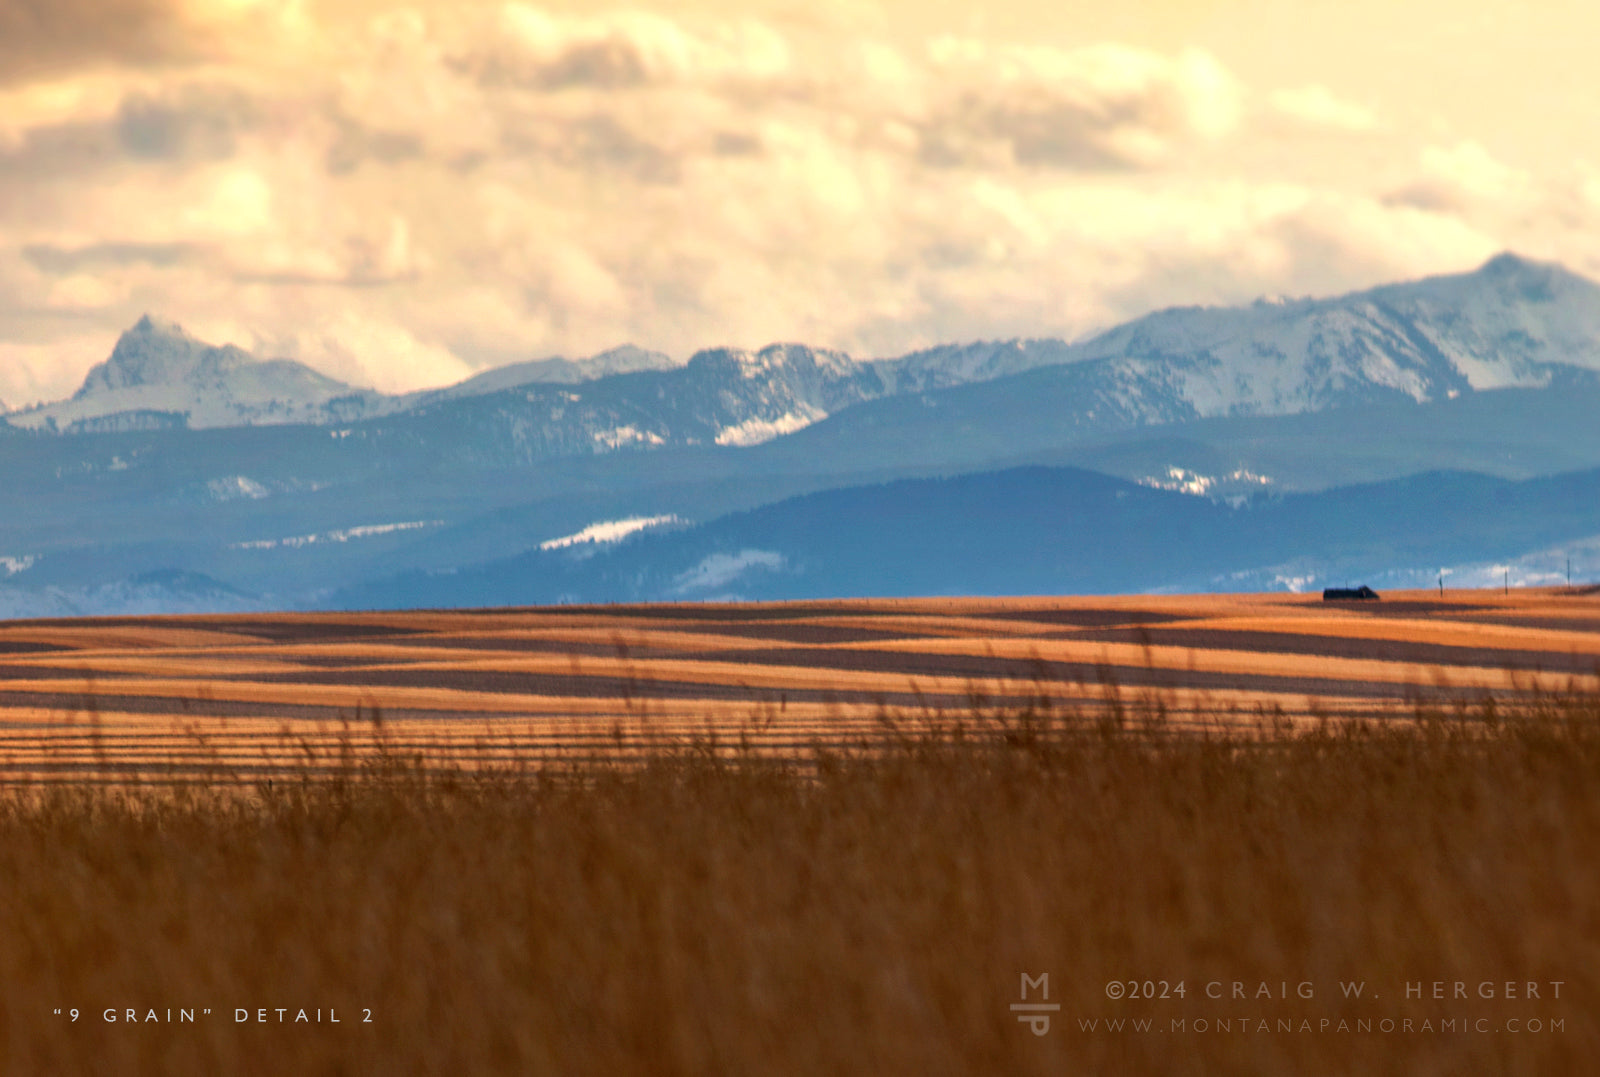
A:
[2,0,1598,405]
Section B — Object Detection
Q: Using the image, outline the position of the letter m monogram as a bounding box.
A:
[1022,973,1049,1000]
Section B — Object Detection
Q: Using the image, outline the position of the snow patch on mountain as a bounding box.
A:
[672,549,785,595]
[716,405,826,446]
[206,476,272,501]
[1138,467,1272,498]
[593,425,665,449]
[540,515,682,550]
[231,520,440,550]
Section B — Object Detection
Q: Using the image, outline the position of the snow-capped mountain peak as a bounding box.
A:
[1058,252,1600,420]
[73,315,256,396]
[9,252,1600,451]
[7,315,378,432]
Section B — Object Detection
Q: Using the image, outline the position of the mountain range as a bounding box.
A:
[2,252,1598,615]
[334,464,1600,607]
[10,252,1600,445]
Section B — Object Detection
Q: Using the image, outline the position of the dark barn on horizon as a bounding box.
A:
[1323,586,1380,601]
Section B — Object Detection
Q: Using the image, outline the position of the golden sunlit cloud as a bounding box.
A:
[0,1,1593,407]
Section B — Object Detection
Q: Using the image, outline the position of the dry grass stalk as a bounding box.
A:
[0,685,1596,1074]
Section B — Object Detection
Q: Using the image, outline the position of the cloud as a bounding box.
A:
[920,41,1241,170]
[0,329,121,409]
[466,5,791,90]
[22,240,198,274]
[1418,140,1531,202]
[0,5,1590,405]
[1268,85,1377,132]
[115,84,256,160]
[0,0,197,86]
[1383,141,1536,217]
[256,310,472,394]
[500,111,683,183]
[0,80,264,197]
[325,119,424,175]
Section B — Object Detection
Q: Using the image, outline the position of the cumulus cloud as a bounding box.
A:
[1267,84,1378,132]
[255,310,472,395]
[324,119,423,175]
[0,330,123,409]
[1379,140,1546,256]
[22,241,197,274]
[0,0,196,85]
[0,0,310,88]
[1416,141,1531,204]
[918,41,1240,170]
[114,84,255,160]
[0,3,1590,403]
[467,5,792,90]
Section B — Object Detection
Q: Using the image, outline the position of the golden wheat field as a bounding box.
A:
[3,588,1598,781]
[2,589,1598,1074]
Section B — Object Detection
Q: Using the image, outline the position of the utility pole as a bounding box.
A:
[1569,557,1573,589]
[1504,568,1509,596]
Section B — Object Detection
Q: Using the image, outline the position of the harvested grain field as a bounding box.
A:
[5,590,1599,1075]
[2,588,1597,783]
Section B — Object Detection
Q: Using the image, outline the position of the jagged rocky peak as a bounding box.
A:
[75,314,252,397]
[133,312,176,333]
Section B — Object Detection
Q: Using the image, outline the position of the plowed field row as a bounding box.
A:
[2,589,1596,783]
